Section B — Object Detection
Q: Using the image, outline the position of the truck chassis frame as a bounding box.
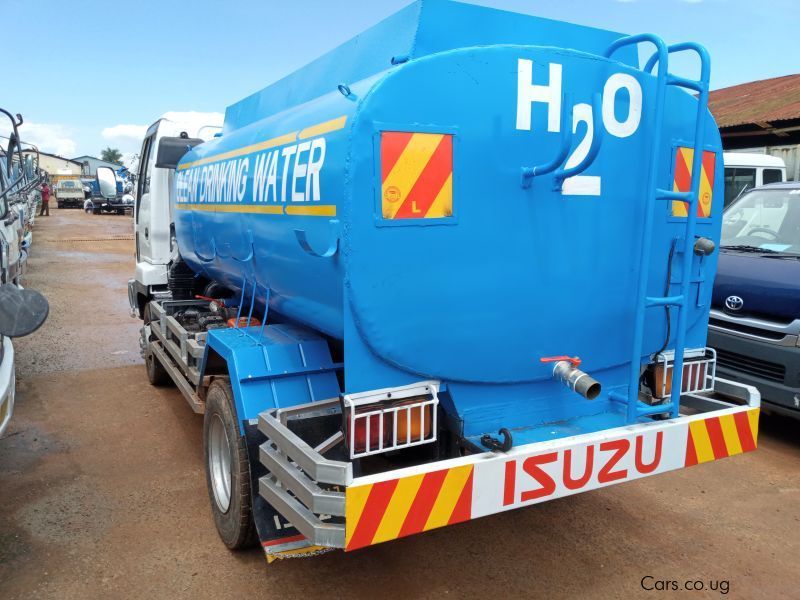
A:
[143,296,761,558]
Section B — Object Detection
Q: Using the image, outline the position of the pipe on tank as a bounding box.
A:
[552,361,601,400]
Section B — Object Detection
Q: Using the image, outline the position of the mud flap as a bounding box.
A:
[244,423,333,562]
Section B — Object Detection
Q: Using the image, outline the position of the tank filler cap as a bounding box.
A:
[694,236,716,256]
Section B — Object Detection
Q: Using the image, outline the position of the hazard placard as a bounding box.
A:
[672,147,716,218]
[381,132,453,219]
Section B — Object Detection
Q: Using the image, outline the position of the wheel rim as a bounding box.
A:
[208,414,232,513]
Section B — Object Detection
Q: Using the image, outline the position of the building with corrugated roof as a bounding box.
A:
[709,74,800,180]
[71,155,123,176]
[21,150,84,181]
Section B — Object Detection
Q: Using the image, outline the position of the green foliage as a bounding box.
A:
[100,147,123,165]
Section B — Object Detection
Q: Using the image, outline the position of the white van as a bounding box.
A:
[723,152,786,207]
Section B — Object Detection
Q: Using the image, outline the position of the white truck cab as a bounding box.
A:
[127,119,220,318]
[723,152,787,208]
[0,112,49,440]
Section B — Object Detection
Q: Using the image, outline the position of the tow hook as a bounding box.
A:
[481,428,513,452]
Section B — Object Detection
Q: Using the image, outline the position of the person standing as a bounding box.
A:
[39,182,51,216]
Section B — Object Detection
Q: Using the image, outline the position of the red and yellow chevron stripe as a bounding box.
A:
[672,147,716,218]
[345,464,473,551]
[685,408,759,466]
[381,132,453,220]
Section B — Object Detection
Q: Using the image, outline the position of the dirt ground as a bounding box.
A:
[0,209,798,600]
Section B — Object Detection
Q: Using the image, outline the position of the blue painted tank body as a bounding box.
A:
[174,0,724,441]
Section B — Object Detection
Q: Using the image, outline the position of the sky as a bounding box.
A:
[3,0,797,162]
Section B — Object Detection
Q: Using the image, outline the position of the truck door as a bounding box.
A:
[136,134,155,263]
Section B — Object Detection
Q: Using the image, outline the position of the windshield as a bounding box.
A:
[721,189,800,255]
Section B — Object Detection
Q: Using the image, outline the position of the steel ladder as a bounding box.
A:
[605,35,712,423]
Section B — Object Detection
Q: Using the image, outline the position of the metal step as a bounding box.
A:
[259,444,345,516]
[150,342,205,414]
[258,476,345,548]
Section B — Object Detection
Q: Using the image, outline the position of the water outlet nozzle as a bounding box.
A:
[540,355,602,400]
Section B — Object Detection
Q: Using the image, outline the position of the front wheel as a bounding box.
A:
[203,380,257,550]
[142,304,171,386]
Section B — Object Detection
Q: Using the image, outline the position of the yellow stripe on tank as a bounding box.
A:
[177,115,348,171]
[178,131,298,171]
[175,203,336,216]
[175,203,283,214]
[299,116,348,140]
[284,205,337,216]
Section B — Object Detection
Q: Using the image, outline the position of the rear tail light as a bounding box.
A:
[650,347,716,399]
[343,382,439,459]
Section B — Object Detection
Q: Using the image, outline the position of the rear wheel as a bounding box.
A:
[203,380,257,550]
[143,304,171,386]
[57,201,63,209]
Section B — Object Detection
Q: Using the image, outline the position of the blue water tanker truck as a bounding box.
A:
[123,0,761,561]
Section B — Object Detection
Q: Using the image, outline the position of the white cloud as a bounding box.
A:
[101,123,148,142]
[0,120,77,157]
[100,111,224,157]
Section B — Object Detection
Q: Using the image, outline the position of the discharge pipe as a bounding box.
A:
[540,356,601,400]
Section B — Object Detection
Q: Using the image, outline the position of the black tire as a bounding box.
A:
[93,207,101,215]
[57,201,63,209]
[143,304,172,386]
[203,380,257,550]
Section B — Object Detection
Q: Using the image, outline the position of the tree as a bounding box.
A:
[100,147,123,165]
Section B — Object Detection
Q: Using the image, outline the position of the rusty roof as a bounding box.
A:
[708,73,800,128]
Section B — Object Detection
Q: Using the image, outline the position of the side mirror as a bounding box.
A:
[155,136,204,170]
[0,284,49,337]
[96,166,117,199]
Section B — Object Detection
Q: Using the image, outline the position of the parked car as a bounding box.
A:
[723,152,786,208]
[708,181,800,418]
[54,178,86,208]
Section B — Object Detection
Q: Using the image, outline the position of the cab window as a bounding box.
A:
[762,168,783,185]
[136,135,154,222]
[723,167,756,208]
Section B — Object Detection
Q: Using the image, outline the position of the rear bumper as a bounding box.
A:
[708,328,800,416]
[57,196,85,206]
[257,377,760,554]
[0,337,16,438]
